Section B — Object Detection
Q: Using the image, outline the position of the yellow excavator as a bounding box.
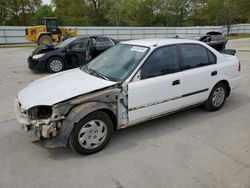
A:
[25,17,78,45]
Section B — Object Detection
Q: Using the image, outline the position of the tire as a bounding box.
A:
[47,57,65,73]
[204,82,228,111]
[69,111,114,155]
[38,35,53,45]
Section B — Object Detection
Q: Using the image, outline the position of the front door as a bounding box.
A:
[128,45,184,124]
[66,38,89,68]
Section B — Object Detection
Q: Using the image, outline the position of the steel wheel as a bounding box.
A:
[78,120,107,149]
[212,87,225,107]
[38,35,53,45]
[42,38,50,45]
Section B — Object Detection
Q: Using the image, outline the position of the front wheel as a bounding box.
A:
[69,111,114,155]
[204,83,228,111]
[47,57,64,73]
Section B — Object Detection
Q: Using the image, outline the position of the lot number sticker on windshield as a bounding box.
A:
[130,46,147,53]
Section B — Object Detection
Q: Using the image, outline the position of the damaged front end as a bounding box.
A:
[15,84,128,148]
[15,99,64,146]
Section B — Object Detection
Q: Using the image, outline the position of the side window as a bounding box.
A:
[180,44,215,70]
[71,39,88,51]
[141,45,178,79]
[208,50,216,64]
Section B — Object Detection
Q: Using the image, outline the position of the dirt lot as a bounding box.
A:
[0,39,250,188]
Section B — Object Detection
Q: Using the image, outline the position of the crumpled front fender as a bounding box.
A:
[58,102,116,146]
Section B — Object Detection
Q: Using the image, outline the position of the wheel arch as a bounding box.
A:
[102,108,118,130]
[47,55,65,63]
[59,102,117,146]
[215,80,231,97]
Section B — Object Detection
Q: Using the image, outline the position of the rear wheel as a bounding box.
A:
[204,82,228,111]
[69,111,114,155]
[47,57,64,73]
[38,35,53,45]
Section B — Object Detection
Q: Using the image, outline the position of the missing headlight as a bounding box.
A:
[28,106,53,120]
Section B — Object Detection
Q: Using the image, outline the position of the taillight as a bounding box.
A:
[238,61,241,72]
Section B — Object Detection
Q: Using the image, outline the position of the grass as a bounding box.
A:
[225,33,250,40]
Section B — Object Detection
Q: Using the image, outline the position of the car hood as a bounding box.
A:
[32,45,61,55]
[18,68,117,110]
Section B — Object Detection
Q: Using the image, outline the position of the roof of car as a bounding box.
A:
[121,38,203,47]
[77,35,111,40]
[76,35,97,39]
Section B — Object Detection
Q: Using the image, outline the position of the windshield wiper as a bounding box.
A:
[89,68,110,81]
[81,65,90,73]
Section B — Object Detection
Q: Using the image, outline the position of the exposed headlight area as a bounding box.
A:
[27,105,63,139]
[15,99,64,140]
[28,106,53,120]
[32,53,45,59]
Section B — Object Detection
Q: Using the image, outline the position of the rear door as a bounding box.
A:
[179,44,218,107]
[128,45,184,124]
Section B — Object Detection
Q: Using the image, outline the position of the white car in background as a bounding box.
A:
[15,39,241,155]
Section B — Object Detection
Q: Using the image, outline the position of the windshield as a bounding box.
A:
[57,37,77,48]
[45,19,58,27]
[84,44,149,82]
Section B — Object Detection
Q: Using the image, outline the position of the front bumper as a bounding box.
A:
[28,56,47,71]
[15,99,65,148]
[15,99,40,142]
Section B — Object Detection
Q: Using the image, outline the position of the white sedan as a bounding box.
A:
[15,39,241,154]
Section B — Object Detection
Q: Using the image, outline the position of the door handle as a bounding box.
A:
[172,80,180,86]
[211,71,217,76]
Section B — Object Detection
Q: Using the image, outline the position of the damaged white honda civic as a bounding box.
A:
[15,39,241,155]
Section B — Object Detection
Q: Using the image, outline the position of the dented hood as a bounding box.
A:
[18,68,116,110]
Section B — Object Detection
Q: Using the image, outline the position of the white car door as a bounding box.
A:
[179,44,218,107]
[128,45,184,124]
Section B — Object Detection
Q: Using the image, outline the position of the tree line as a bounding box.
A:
[0,0,250,27]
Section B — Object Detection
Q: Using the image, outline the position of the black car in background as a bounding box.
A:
[189,32,228,52]
[28,36,118,73]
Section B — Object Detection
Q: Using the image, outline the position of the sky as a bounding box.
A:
[42,0,51,5]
